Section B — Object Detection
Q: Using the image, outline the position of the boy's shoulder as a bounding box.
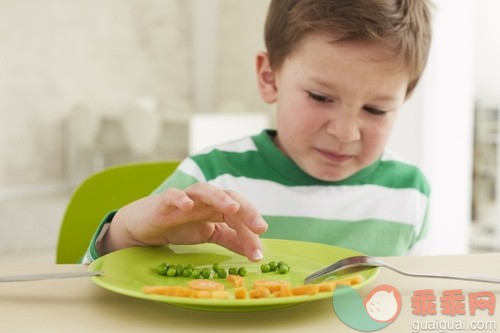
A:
[192,131,267,156]
[379,150,425,175]
[380,149,412,164]
[376,149,430,195]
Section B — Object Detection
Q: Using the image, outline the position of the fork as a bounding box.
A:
[0,271,103,282]
[304,255,500,284]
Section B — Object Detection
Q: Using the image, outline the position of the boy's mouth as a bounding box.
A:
[316,148,354,163]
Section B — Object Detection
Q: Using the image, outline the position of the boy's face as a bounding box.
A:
[257,34,409,181]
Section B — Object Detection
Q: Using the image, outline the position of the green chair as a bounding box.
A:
[56,160,180,264]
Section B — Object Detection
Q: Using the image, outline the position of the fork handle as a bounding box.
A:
[388,267,500,284]
[0,271,103,282]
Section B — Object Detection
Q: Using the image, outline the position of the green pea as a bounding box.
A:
[277,261,286,268]
[212,263,220,272]
[202,267,211,279]
[191,268,201,279]
[166,267,177,277]
[174,264,183,276]
[261,263,271,273]
[183,267,193,277]
[238,267,247,277]
[156,263,168,276]
[268,261,278,271]
[228,267,239,275]
[278,264,289,274]
[217,268,227,278]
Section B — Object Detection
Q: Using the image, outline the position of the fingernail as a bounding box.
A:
[252,217,267,228]
[224,197,238,207]
[252,249,263,261]
[181,198,193,205]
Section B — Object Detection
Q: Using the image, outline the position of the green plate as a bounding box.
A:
[88,239,378,312]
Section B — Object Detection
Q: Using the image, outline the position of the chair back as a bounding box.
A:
[56,160,179,263]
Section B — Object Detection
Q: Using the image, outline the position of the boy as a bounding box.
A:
[83,0,432,264]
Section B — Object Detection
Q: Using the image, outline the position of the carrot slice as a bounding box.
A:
[253,279,291,292]
[176,287,194,297]
[234,287,247,299]
[317,281,337,292]
[249,286,272,299]
[277,284,293,297]
[292,284,319,296]
[210,290,230,299]
[143,285,171,295]
[143,286,192,297]
[187,279,225,291]
[191,290,212,299]
[227,274,245,288]
[334,275,364,286]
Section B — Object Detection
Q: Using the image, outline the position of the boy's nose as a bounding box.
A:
[326,114,361,143]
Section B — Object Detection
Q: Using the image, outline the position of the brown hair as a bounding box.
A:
[264,0,433,95]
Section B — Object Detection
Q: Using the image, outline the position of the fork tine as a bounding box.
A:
[304,259,347,284]
[304,255,373,284]
[306,264,340,279]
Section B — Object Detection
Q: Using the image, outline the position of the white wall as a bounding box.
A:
[474,0,500,101]
[389,0,475,254]
[191,0,219,112]
[0,0,192,187]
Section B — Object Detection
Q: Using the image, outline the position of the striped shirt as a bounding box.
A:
[153,129,430,257]
[84,130,429,263]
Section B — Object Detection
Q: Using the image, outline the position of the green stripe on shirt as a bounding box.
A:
[189,130,429,195]
[261,215,416,257]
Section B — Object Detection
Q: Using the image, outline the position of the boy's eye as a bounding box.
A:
[307,91,332,103]
[363,106,387,116]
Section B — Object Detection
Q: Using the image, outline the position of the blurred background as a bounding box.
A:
[0,0,498,264]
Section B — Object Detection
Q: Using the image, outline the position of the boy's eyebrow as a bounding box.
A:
[308,75,333,90]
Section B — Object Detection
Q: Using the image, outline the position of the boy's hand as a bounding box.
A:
[98,183,268,262]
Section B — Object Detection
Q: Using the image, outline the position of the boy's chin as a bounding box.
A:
[308,168,357,182]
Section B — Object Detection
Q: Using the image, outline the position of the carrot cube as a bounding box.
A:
[191,290,212,299]
[317,281,337,292]
[187,279,225,291]
[234,287,247,299]
[249,286,272,299]
[227,274,245,288]
[291,284,319,296]
[253,280,291,292]
[334,275,364,286]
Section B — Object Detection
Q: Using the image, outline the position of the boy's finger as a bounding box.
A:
[184,183,240,215]
[161,188,194,211]
[209,223,264,262]
[224,190,268,234]
[224,214,264,261]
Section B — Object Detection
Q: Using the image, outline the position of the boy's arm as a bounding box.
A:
[81,211,117,264]
[82,160,202,264]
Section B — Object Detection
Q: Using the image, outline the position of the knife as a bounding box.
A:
[0,270,103,282]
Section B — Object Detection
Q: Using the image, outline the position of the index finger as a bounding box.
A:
[183,183,241,216]
[219,190,268,261]
[223,189,268,234]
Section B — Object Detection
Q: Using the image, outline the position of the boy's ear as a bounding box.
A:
[256,52,278,104]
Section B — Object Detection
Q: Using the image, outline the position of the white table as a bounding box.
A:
[1,253,499,333]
